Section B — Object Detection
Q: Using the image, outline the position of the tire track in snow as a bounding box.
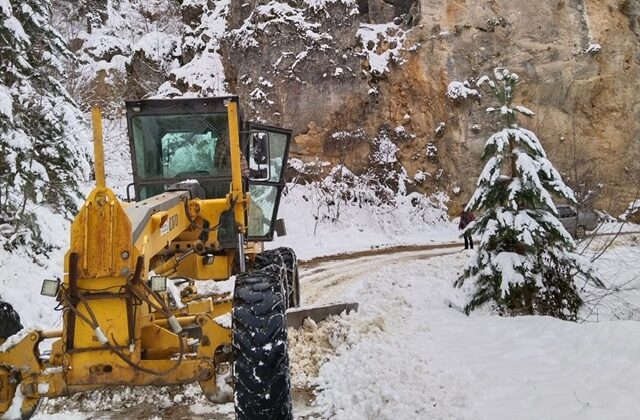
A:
[299,245,462,306]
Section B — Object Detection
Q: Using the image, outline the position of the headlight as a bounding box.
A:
[149,276,167,292]
[40,279,60,297]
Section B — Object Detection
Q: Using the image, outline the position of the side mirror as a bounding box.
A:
[274,219,287,237]
[249,131,270,181]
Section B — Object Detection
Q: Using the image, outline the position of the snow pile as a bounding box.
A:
[288,316,361,386]
[313,256,470,419]
[578,234,640,321]
[39,383,232,418]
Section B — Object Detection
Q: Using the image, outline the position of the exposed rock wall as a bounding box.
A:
[221,0,640,214]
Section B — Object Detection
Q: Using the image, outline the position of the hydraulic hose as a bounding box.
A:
[62,287,186,377]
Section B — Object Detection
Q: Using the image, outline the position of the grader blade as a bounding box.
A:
[286,302,358,328]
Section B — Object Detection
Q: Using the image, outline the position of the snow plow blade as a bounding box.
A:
[286,302,358,328]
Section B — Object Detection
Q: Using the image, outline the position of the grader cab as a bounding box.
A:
[0,96,299,419]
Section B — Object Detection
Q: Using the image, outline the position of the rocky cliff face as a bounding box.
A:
[55,0,640,214]
[218,0,640,214]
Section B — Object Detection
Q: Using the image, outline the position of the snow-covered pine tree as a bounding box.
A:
[454,67,602,321]
[0,0,89,253]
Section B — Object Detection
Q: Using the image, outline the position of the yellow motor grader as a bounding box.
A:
[0,96,300,419]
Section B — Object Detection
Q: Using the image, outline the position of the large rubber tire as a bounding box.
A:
[0,301,22,340]
[232,266,293,420]
[255,247,300,309]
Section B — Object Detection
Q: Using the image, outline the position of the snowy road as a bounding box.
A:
[299,244,461,306]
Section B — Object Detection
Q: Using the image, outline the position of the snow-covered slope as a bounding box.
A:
[269,183,456,259]
[0,211,68,328]
[295,238,640,420]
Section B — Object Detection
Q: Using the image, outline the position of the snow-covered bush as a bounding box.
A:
[446,80,480,101]
[369,125,412,197]
[397,191,449,224]
[52,0,182,108]
[455,68,603,320]
[0,0,90,253]
[290,162,447,235]
[296,143,404,226]
[312,165,382,226]
[287,125,447,233]
[371,127,399,165]
[620,199,640,222]
[158,0,228,97]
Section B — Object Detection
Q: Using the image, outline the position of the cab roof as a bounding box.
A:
[125,96,240,117]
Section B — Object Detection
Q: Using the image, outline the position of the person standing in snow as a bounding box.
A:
[459,209,475,250]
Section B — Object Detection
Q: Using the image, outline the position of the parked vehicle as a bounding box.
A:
[556,204,598,238]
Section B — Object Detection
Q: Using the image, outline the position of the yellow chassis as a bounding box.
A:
[0,100,258,416]
[0,296,232,414]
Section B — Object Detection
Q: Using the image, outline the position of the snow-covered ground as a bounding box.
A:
[9,230,635,419]
[293,235,640,420]
[1,202,639,419]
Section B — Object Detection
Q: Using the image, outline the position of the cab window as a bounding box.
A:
[131,113,231,180]
[130,113,232,199]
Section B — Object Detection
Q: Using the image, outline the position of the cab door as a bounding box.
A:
[245,123,292,241]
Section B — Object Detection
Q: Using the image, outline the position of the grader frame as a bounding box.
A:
[0,96,296,419]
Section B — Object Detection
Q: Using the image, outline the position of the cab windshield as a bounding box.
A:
[130,113,231,199]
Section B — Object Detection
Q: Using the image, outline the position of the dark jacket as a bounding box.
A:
[459,211,475,230]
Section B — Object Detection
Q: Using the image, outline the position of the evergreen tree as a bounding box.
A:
[455,68,602,321]
[0,0,89,253]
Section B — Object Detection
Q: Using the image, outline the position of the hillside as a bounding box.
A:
[50,0,640,215]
